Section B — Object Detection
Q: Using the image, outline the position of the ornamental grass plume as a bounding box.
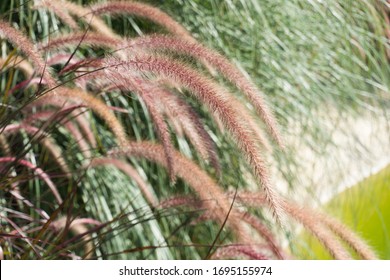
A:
[239,211,284,259]
[74,61,214,177]
[234,191,378,260]
[39,0,119,40]
[122,35,283,146]
[24,99,97,148]
[40,32,276,151]
[160,190,378,260]
[2,123,71,175]
[25,110,93,158]
[154,89,221,171]
[89,1,195,43]
[133,88,175,181]
[36,12,276,172]
[316,211,378,260]
[39,32,120,52]
[38,87,128,147]
[47,54,81,67]
[103,55,285,223]
[33,0,79,31]
[282,199,352,260]
[1,0,381,260]
[108,141,253,244]
[100,67,176,180]
[211,245,269,260]
[0,20,56,88]
[159,195,284,259]
[158,196,204,210]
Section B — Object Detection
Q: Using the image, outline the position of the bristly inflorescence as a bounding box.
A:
[0,0,378,260]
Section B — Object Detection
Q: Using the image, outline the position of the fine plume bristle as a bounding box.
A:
[124,35,283,146]
[103,55,285,224]
[109,141,252,243]
[2,0,378,261]
[0,20,56,88]
[90,1,194,42]
[236,191,377,260]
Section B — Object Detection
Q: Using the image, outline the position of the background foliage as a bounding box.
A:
[0,0,389,259]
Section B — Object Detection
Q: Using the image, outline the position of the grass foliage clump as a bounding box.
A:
[0,0,388,259]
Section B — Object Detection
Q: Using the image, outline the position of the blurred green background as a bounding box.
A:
[296,164,390,259]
